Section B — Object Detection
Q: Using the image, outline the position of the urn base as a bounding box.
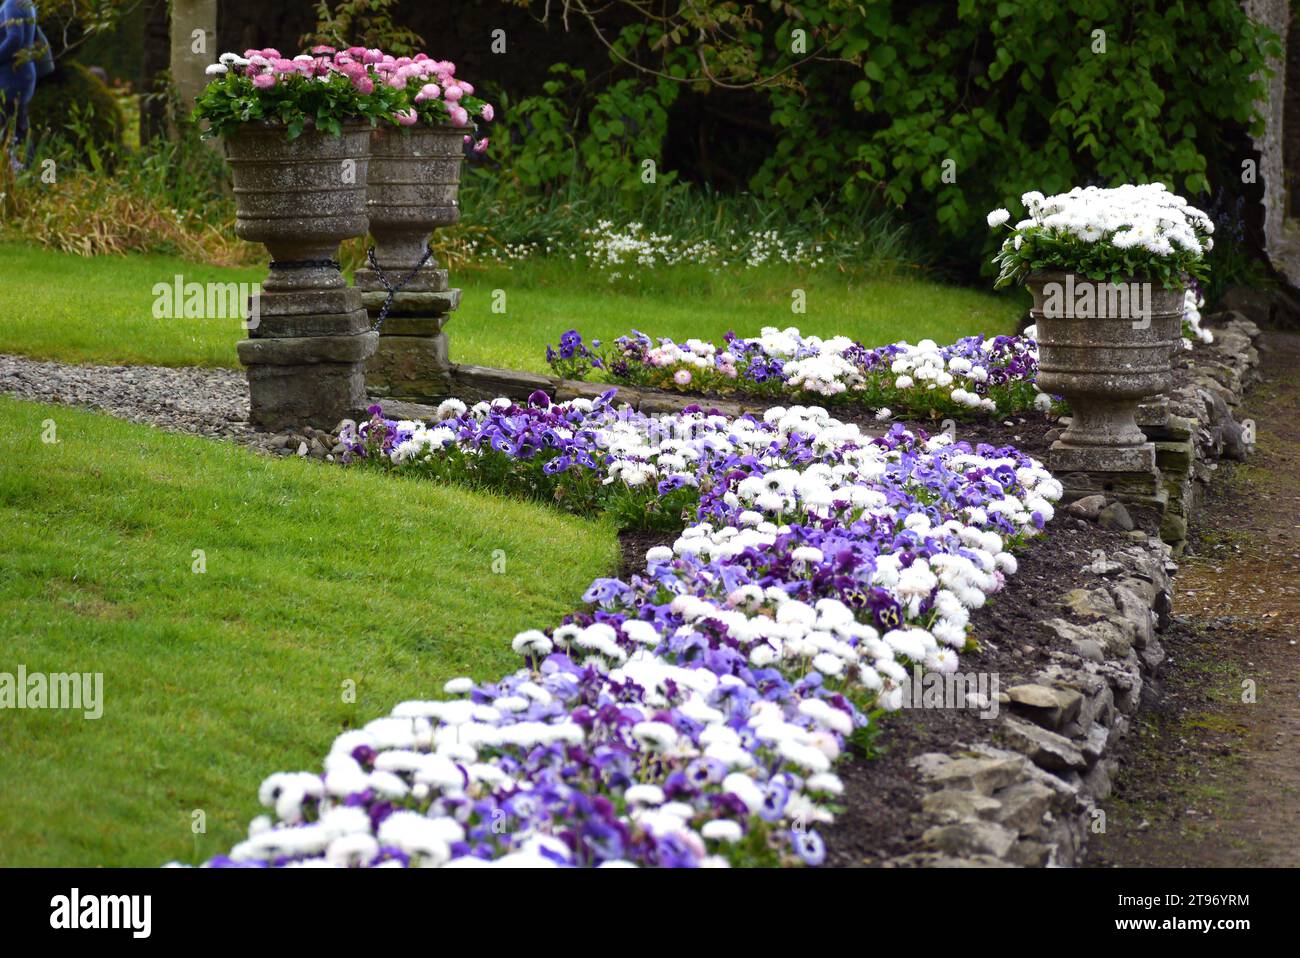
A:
[364,332,453,401]
[244,359,376,432]
[361,285,460,402]
[1049,441,1156,474]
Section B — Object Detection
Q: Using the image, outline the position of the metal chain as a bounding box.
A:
[366,246,435,332]
[269,258,342,271]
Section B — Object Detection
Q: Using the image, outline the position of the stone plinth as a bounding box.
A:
[357,280,460,401]
[223,121,375,431]
[237,286,378,430]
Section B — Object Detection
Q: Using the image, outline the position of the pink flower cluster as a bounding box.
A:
[205,45,493,147]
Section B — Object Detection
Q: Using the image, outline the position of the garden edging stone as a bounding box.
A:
[875,315,1262,868]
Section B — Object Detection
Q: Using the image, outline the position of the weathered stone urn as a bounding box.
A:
[226,121,378,430]
[1029,271,1184,524]
[355,125,465,400]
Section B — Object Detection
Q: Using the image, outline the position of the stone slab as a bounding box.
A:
[1135,397,1170,429]
[1049,440,1156,474]
[252,307,372,339]
[1153,440,1194,472]
[360,288,461,316]
[237,331,378,366]
[354,266,449,294]
[256,288,362,318]
[451,364,556,403]
[1141,413,1195,443]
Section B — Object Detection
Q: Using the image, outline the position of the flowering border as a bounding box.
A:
[548,327,1053,420]
[199,391,1061,869]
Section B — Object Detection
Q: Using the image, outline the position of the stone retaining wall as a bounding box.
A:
[879,313,1263,867]
[1150,315,1262,553]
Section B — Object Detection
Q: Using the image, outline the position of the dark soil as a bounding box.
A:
[612,414,1129,867]
[617,527,678,580]
[823,519,1129,866]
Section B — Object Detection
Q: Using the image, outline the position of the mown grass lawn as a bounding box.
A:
[0,396,619,867]
[0,244,1025,372]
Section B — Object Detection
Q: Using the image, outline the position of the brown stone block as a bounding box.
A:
[246,362,370,431]
[237,332,378,366]
[365,334,453,399]
[252,307,373,339]
[377,315,449,337]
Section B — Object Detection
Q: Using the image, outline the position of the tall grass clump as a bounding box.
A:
[1,112,257,265]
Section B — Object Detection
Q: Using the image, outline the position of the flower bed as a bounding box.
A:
[195,46,492,147]
[547,327,1052,419]
[203,392,1061,868]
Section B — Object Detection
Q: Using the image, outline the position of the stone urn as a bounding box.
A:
[225,120,378,430]
[1029,271,1183,479]
[355,125,466,401]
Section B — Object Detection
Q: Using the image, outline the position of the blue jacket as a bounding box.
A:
[0,0,54,106]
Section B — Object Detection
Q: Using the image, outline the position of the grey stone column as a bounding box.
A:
[225,122,378,431]
[356,126,465,402]
[1030,272,1184,532]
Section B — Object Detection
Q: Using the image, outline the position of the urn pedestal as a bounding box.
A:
[355,126,465,401]
[1029,271,1184,531]
[225,122,377,430]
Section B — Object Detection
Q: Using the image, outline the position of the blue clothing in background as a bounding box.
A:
[0,0,53,108]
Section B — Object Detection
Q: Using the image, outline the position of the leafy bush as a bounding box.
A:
[525,0,1279,265]
[28,61,125,167]
[489,63,679,194]
[2,122,251,262]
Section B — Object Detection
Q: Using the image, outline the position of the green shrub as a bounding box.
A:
[28,61,126,168]
[523,0,1279,271]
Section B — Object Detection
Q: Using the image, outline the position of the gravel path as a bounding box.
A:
[0,354,348,458]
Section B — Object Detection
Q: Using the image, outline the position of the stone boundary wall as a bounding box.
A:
[878,314,1263,867]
